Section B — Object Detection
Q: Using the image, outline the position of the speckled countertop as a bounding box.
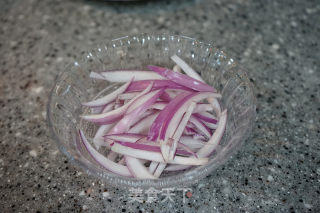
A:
[0,0,319,212]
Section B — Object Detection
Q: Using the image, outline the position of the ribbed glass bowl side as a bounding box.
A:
[47,34,256,189]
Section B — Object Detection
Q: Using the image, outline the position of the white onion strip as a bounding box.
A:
[81,83,153,123]
[189,116,212,138]
[93,70,165,82]
[128,112,159,134]
[107,151,118,161]
[169,102,197,160]
[104,133,144,143]
[89,71,105,80]
[148,161,159,173]
[193,103,213,113]
[208,97,221,117]
[153,163,166,178]
[82,80,132,107]
[173,64,182,73]
[171,54,204,82]
[179,136,206,149]
[111,143,208,165]
[93,124,114,149]
[79,130,132,177]
[125,156,157,179]
[118,92,141,100]
[92,103,117,148]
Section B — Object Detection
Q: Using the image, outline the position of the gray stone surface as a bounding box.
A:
[0,0,319,212]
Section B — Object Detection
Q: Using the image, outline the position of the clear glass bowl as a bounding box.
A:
[47,33,256,189]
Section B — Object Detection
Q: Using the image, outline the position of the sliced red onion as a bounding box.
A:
[125,156,156,179]
[155,102,197,175]
[107,151,118,161]
[97,70,165,82]
[150,102,167,110]
[148,91,193,141]
[186,122,209,140]
[81,57,228,179]
[106,94,159,177]
[113,100,123,110]
[128,112,159,134]
[153,163,166,178]
[126,80,191,92]
[193,111,219,129]
[164,164,188,172]
[196,110,227,157]
[158,92,196,140]
[170,55,221,118]
[193,112,218,124]
[159,91,172,102]
[109,88,164,134]
[81,83,153,124]
[160,141,170,161]
[79,130,132,177]
[118,92,141,100]
[184,126,198,135]
[203,121,218,130]
[208,97,221,117]
[162,92,221,141]
[171,54,204,82]
[101,102,116,113]
[81,105,125,124]
[93,123,115,149]
[148,162,159,173]
[89,71,105,80]
[126,88,163,114]
[148,65,216,92]
[130,109,156,127]
[189,116,212,138]
[165,89,181,98]
[117,141,161,152]
[90,105,106,114]
[173,64,182,73]
[152,141,199,177]
[171,55,222,117]
[106,136,196,156]
[126,158,147,166]
[177,142,198,157]
[179,136,206,149]
[165,110,227,171]
[82,80,132,107]
[193,134,207,141]
[193,103,213,113]
[113,141,193,156]
[168,102,197,160]
[118,157,125,165]
[104,133,145,143]
[111,143,208,165]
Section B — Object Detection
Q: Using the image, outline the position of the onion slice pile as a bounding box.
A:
[79,55,227,179]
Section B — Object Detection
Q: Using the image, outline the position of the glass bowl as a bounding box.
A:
[47,33,256,189]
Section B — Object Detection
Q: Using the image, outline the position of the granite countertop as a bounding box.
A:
[1,0,319,212]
